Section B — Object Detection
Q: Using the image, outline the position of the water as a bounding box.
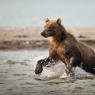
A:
[0,50,95,95]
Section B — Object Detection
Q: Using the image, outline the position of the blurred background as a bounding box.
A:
[0,1,95,95]
[0,0,95,27]
[0,0,95,50]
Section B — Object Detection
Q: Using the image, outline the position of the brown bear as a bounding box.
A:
[35,18,95,75]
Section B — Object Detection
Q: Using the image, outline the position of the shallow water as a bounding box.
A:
[0,50,95,95]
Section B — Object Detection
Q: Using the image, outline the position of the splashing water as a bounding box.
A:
[0,50,95,95]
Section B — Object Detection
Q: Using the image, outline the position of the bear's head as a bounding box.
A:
[41,18,62,38]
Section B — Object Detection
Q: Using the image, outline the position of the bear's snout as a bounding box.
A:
[41,32,45,36]
[41,31,48,38]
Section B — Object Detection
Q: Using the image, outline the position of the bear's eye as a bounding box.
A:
[48,29,53,31]
[49,26,55,29]
[48,26,55,31]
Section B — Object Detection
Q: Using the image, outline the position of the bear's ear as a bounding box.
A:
[56,18,61,25]
[45,17,50,23]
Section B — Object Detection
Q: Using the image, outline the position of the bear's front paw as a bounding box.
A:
[35,62,43,74]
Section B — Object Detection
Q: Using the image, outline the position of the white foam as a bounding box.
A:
[31,59,92,80]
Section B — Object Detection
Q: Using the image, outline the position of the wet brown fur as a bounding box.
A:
[35,18,95,74]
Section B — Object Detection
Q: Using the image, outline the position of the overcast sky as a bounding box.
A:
[0,0,95,27]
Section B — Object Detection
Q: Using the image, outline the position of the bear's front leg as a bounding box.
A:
[35,61,43,74]
[37,57,55,66]
[66,56,82,76]
[35,57,55,74]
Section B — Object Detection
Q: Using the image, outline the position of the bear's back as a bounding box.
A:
[77,42,95,68]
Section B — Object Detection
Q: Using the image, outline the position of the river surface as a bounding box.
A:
[0,50,95,95]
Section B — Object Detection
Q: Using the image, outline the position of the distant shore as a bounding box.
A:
[0,27,95,50]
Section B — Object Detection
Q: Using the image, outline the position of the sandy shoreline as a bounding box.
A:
[0,39,95,50]
[0,27,95,50]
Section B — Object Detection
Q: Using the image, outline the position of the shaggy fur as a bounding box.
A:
[35,18,95,75]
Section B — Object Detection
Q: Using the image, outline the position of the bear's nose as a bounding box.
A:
[41,32,44,36]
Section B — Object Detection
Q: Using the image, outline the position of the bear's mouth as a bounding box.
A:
[41,34,48,38]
